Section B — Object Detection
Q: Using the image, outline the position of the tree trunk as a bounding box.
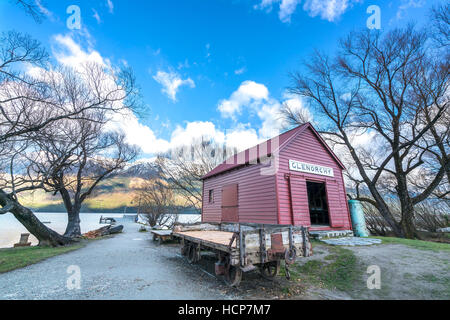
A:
[366,182,405,237]
[59,188,82,238]
[0,190,73,247]
[394,157,419,239]
[399,198,419,239]
[64,207,82,238]
[375,201,405,237]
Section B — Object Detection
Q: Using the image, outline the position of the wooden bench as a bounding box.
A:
[14,233,31,248]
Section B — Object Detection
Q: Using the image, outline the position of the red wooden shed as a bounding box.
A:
[201,123,352,231]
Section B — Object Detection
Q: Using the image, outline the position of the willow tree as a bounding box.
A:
[0,31,139,245]
[283,20,449,238]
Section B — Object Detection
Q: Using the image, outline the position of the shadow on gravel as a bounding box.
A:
[161,247,309,299]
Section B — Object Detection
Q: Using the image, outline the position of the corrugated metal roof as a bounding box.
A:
[201,122,345,180]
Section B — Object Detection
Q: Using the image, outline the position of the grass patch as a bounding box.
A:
[371,236,450,252]
[0,244,84,274]
[285,246,362,293]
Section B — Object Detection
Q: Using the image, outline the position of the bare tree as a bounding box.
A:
[363,201,448,236]
[157,138,231,213]
[1,33,138,145]
[283,23,449,238]
[0,31,140,245]
[28,121,138,237]
[134,164,178,228]
[12,0,46,23]
[430,2,450,48]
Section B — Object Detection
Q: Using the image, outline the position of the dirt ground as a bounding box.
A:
[228,243,450,300]
[338,244,449,300]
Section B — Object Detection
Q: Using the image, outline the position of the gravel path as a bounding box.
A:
[0,221,238,300]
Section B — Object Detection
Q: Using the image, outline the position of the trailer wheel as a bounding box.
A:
[224,265,242,287]
[181,242,189,256]
[285,247,297,265]
[156,236,162,246]
[259,261,280,280]
[187,244,200,264]
[152,233,157,242]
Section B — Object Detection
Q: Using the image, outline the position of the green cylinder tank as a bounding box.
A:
[348,200,369,237]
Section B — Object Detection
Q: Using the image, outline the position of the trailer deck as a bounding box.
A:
[173,231,237,252]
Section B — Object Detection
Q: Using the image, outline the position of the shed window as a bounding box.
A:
[208,189,214,203]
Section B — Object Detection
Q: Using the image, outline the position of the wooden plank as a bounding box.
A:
[173,230,237,253]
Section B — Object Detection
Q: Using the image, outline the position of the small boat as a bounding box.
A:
[99,215,117,224]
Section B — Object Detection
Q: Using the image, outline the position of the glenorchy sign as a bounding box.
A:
[289,160,334,177]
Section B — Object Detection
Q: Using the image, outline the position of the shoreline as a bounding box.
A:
[0,213,201,249]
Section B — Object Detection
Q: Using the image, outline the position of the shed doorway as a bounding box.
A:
[306,181,330,226]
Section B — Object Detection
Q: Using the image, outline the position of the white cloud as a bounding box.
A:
[92,9,101,24]
[47,33,263,156]
[48,34,169,155]
[205,43,211,58]
[106,110,170,154]
[46,34,311,161]
[256,99,283,138]
[36,0,53,18]
[234,67,246,75]
[224,126,260,151]
[255,0,301,23]
[52,34,107,68]
[396,0,425,20]
[106,0,114,14]
[111,119,259,156]
[257,93,311,138]
[177,59,190,70]
[218,80,269,120]
[153,70,195,102]
[169,122,260,153]
[279,0,301,22]
[218,81,311,139]
[303,0,361,22]
[255,0,359,23]
[170,121,224,149]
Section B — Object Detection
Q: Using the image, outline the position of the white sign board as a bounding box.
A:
[289,160,334,177]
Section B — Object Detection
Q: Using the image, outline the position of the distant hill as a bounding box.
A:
[17,162,196,213]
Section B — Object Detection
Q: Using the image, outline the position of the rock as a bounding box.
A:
[321,237,382,246]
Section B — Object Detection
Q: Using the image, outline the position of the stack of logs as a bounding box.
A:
[82,225,124,239]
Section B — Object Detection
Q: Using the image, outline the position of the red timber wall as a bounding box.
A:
[276,127,351,229]
[202,162,278,224]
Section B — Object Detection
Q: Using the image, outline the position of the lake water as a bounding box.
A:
[0,212,201,248]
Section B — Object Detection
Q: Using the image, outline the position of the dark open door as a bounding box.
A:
[306,181,330,226]
[221,184,238,222]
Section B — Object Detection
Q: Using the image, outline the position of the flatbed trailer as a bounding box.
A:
[173,222,312,286]
[150,229,174,245]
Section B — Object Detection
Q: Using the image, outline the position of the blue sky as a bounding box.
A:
[0,0,441,158]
